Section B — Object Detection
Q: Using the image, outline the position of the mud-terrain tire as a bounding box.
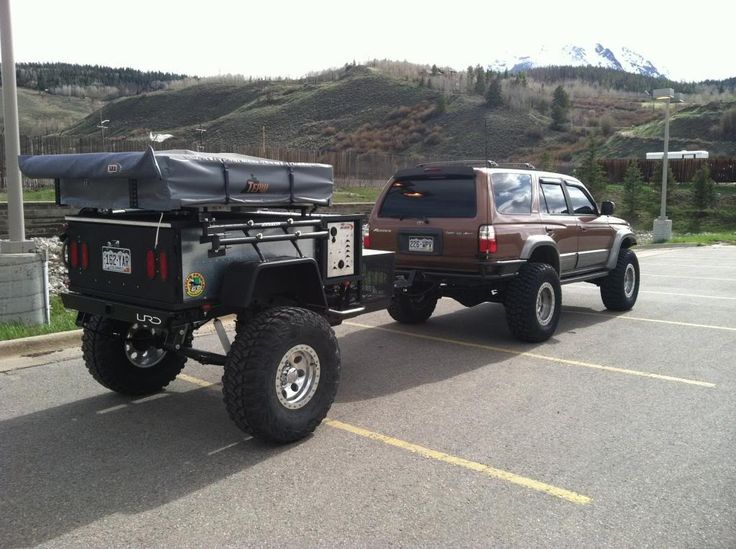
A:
[600,248,640,311]
[222,307,340,443]
[82,315,188,396]
[388,293,438,324]
[504,263,562,343]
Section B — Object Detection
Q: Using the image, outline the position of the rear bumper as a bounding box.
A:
[61,292,211,328]
[395,259,524,285]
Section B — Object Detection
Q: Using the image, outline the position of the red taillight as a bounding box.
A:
[81,242,89,270]
[146,250,156,279]
[69,240,79,268]
[362,224,371,249]
[479,225,497,254]
[159,251,168,281]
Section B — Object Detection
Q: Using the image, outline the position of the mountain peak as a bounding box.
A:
[490,43,664,78]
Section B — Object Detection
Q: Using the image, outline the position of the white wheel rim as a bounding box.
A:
[536,282,556,326]
[624,263,636,298]
[275,344,321,410]
[124,323,167,368]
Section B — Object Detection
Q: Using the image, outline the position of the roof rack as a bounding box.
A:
[416,160,536,170]
[494,162,536,170]
[416,159,497,168]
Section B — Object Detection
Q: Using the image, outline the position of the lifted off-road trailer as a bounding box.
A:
[20,148,394,443]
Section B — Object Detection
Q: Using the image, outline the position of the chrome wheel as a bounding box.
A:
[536,282,556,326]
[124,323,167,368]
[624,263,636,298]
[275,344,321,410]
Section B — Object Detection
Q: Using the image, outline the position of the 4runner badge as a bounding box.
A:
[185,272,206,297]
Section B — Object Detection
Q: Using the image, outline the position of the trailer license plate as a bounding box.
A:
[408,237,434,253]
[102,247,131,274]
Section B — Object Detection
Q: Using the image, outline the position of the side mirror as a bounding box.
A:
[601,201,615,216]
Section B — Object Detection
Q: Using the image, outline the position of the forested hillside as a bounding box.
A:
[6,60,736,163]
[5,62,189,99]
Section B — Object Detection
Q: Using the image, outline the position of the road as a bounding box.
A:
[1,245,735,547]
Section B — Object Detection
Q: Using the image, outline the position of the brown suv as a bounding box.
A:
[365,161,639,342]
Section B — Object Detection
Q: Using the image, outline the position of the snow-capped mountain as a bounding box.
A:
[490,43,665,78]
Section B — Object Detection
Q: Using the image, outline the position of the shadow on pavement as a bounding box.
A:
[0,386,292,548]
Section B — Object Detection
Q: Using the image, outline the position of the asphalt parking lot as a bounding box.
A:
[1,245,735,548]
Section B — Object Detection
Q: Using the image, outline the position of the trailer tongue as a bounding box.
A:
[19,149,394,443]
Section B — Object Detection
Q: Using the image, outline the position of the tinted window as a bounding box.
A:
[378,178,477,218]
[566,185,597,215]
[491,173,532,214]
[540,182,568,214]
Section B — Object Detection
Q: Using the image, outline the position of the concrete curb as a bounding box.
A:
[0,329,82,358]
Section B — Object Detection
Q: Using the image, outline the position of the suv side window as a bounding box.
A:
[565,184,597,215]
[491,173,532,214]
[540,181,569,214]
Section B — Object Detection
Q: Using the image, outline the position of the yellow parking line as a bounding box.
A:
[324,419,591,505]
[344,322,716,388]
[173,374,591,504]
[178,373,219,388]
[566,310,736,333]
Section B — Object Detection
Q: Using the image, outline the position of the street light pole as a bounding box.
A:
[651,88,682,243]
[659,96,671,221]
[0,0,32,252]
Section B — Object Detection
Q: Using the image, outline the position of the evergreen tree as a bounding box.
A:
[436,94,447,114]
[576,140,607,198]
[466,65,475,94]
[622,161,643,218]
[693,166,716,209]
[473,65,486,95]
[550,85,570,130]
[485,78,503,108]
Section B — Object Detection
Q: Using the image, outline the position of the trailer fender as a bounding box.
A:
[219,258,328,311]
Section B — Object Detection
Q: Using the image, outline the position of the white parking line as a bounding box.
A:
[207,439,251,455]
[645,273,736,282]
[565,285,736,301]
[96,404,128,415]
[132,393,171,404]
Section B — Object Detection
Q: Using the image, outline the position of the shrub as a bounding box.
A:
[692,166,716,209]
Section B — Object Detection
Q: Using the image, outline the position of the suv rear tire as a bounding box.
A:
[504,263,562,342]
[600,248,639,311]
[388,293,438,324]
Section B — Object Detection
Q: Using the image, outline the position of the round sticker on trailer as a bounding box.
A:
[185,272,206,297]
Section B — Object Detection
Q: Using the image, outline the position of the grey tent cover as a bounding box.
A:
[19,148,333,210]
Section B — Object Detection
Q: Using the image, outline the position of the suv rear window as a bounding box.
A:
[378,178,477,218]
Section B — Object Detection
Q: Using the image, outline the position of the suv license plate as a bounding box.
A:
[408,237,434,253]
[102,246,131,274]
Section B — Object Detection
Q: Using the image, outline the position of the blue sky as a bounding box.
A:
[8,0,735,81]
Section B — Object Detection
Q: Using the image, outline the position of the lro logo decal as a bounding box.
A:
[136,313,162,325]
[185,272,206,297]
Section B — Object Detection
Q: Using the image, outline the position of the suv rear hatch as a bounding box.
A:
[367,166,488,272]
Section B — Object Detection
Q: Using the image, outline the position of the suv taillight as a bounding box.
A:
[479,225,496,254]
[362,223,371,249]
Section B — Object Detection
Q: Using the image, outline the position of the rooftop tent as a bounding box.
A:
[18,148,334,210]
